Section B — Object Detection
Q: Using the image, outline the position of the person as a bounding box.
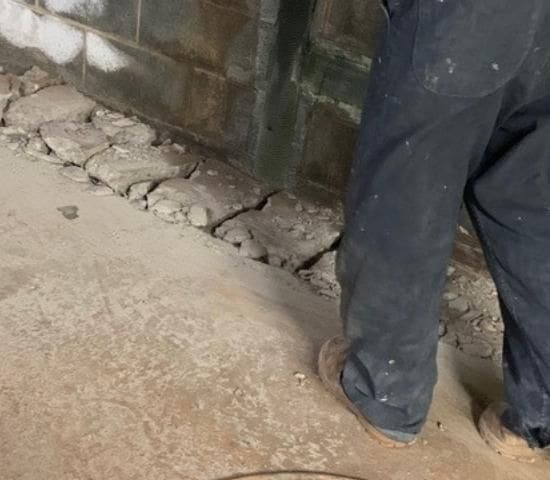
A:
[318,0,550,463]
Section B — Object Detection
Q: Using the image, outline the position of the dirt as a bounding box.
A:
[441,267,503,362]
[0,145,547,480]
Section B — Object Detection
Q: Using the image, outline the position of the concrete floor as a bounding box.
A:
[0,146,547,480]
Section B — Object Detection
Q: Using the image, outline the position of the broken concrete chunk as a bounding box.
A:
[147,159,273,229]
[40,121,110,166]
[59,166,90,183]
[219,192,343,271]
[0,126,28,144]
[92,109,157,146]
[85,146,199,195]
[128,181,156,202]
[239,239,268,260]
[448,297,469,314]
[298,251,341,298]
[217,226,252,245]
[188,205,211,228]
[5,86,96,131]
[0,126,28,151]
[18,66,61,96]
[26,135,49,154]
[150,199,185,223]
[0,74,11,121]
[27,150,64,165]
[130,199,148,211]
[442,292,458,301]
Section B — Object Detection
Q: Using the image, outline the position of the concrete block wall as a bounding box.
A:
[292,0,383,197]
[0,0,270,162]
[0,0,383,200]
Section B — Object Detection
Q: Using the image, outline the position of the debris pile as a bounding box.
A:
[0,66,501,361]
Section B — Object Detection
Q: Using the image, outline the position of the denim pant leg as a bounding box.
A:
[337,4,504,435]
[467,99,550,449]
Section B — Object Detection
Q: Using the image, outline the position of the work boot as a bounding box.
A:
[479,402,540,463]
[318,336,416,448]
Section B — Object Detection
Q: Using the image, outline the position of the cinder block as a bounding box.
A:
[39,0,140,40]
[311,0,384,58]
[184,68,228,144]
[140,0,256,81]
[299,103,357,194]
[84,35,191,127]
[223,83,255,154]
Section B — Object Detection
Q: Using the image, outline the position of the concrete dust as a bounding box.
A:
[1,146,547,479]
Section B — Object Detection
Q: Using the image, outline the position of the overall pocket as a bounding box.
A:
[412,0,539,98]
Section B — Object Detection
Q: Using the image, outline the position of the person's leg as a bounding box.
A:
[337,0,538,439]
[467,96,550,450]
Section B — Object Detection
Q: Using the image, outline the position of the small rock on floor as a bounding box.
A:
[57,205,79,220]
[239,239,268,260]
[219,226,252,245]
[188,205,210,228]
[150,199,186,223]
[448,297,469,314]
[128,181,156,202]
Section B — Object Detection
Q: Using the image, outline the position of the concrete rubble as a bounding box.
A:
[440,267,502,361]
[59,165,91,184]
[85,146,200,195]
[18,66,62,96]
[147,158,274,228]
[92,109,157,146]
[0,126,28,150]
[26,135,49,154]
[0,74,12,122]
[128,181,156,202]
[5,85,96,131]
[299,251,341,299]
[215,192,342,271]
[0,65,506,365]
[40,121,110,166]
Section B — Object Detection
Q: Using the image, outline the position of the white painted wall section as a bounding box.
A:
[44,0,106,17]
[86,32,130,72]
[0,0,83,64]
[0,0,130,72]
